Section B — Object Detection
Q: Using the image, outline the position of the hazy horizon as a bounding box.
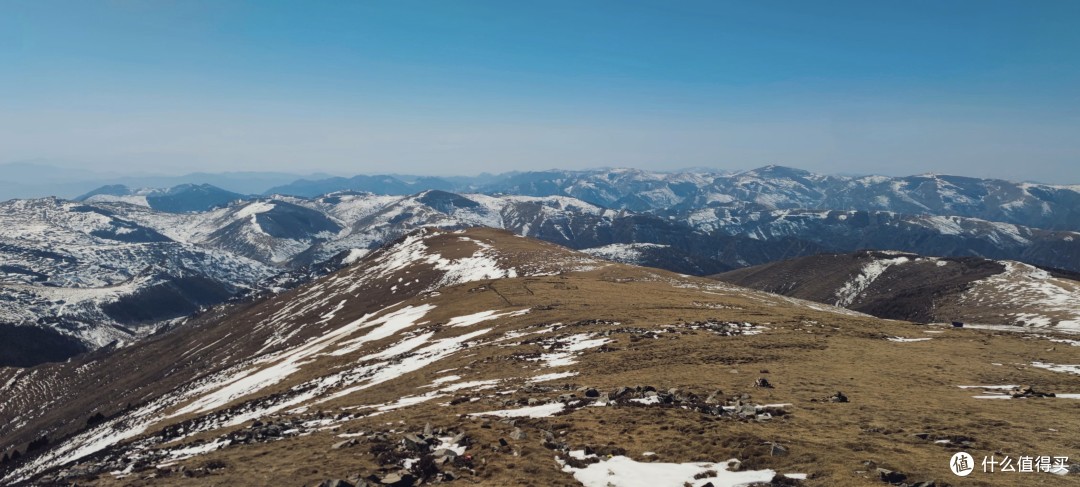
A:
[3,1,1078,182]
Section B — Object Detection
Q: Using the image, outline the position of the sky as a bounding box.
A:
[1,0,1078,182]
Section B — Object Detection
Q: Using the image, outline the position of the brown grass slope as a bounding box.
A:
[713,250,1080,331]
[1,229,1078,486]
[710,251,1007,324]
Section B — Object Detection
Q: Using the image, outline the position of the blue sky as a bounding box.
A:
[1,1,1078,181]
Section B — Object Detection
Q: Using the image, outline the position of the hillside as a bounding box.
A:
[1,229,1078,486]
[0,198,275,366]
[713,251,1080,330]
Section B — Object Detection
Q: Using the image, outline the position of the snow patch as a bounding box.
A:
[834,256,910,307]
[559,455,775,487]
[470,402,566,418]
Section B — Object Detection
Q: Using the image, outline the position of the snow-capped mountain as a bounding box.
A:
[283,190,796,275]
[79,166,1080,231]
[77,183,248,213]
[263,174,457,198]
[255,166,1080,231]
[95,198,343,265]
[7,167,1080,367]
[482,166,1080,231]
[676,207,1080,271]
[0,198,275,365]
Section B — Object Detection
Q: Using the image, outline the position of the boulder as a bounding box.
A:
[876,468,907,484]
[319,480,354,487]
[332,439,357,450]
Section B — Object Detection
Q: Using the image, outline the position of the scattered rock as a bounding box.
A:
[379,471,415,486]
[876,467,907,484]
[829,391,849,403]
[332,439,358,450]
[1010,385,1055,398]
[737,405,758,418]
[754,378,773,388]
[318,480,355,487]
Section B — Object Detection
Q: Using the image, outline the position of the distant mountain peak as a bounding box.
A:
[740,164,814,178]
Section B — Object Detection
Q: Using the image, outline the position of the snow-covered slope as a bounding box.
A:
[480,166,1080,231]
[288,191,622,266]
[959,261,1080,330]
[680,207,1080,271]
[99,198,343,265]
[0,198,275,364]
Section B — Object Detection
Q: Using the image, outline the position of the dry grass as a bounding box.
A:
[82,263,1080,487]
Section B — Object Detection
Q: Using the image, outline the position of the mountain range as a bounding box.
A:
[55,165,1080,231]
[3,166,1080,368]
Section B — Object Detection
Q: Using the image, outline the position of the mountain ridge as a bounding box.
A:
[713,250,1080,330]
[2,228,1079,485]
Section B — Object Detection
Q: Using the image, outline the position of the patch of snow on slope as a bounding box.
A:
[234,201,276,219]
[173,304,435,416]
[923,216,963,235]
[529,371,579,382]
[346,232,520,294]
[331,304,436,356]
[313,327,494,405]
[470,402,566,418]
[445,308,530,328]
[582,243,669,264]
[531,333,613,368]
[960,261,1080,330]
[342,248,369,264]
[1031,362,1080,375]
[558,454,775,487]
[834,256,911,307]
[83,194,150,207]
